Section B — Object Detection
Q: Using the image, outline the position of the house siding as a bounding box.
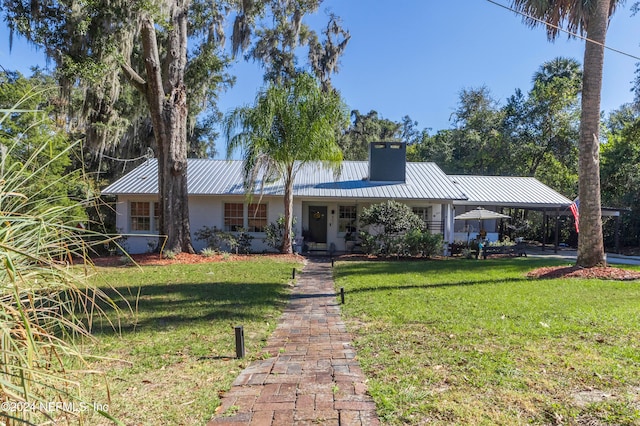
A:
[115,194,300,254]
[114,194,450,254]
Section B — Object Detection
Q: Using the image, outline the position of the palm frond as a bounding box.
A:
[0,101,123,424]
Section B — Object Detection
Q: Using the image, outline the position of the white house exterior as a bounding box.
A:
[102,142,573,254]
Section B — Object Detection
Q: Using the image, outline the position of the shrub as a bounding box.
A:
[194,225,226,249]
[163,249,177,259]
[229,228,254,254]
[402,229,443,257]
[195,226,254,254]
[358,231,381,255]
[417,231,444,258]
[264,216,296,251]
[359,201,425,256]
[200,247,217,257]
[359,200,425,235]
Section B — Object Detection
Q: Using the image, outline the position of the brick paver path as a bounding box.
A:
[208,257,379,426]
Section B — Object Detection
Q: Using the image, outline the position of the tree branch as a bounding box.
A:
[120,62,147,95]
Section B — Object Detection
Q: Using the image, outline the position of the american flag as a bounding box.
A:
[570,198,579,233]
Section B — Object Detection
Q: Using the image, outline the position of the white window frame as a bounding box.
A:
[338,205,357,235]
[224,203,245,232]
[412,206,433,229]
[223,202,268,233]
[247,203,268,233]
[129,201,160,233]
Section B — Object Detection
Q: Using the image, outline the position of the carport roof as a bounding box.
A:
[450,175,573,209]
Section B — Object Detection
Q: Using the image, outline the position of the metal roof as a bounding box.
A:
[102,159,469,201]
[450,175,573,209]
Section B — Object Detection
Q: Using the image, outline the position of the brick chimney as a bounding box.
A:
[368,142,406,182]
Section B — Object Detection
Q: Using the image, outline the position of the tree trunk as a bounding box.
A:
[282,167,294,254]
[140,3,194,254]
[576,0,608,267]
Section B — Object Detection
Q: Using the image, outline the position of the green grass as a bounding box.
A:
[334,258,640,425]
[76,258,301,425]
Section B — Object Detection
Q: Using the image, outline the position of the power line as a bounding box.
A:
[98,147,154,174]
[486,0,640,61]
[101,147,154,163]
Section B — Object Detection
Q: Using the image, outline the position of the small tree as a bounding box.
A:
[358,200,426,256]
[264,216,296,252]
[224,72,348,254]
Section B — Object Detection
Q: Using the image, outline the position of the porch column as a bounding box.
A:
[445,204,454,255]
[542,209,547,251]
[615,214,621,253]
[554,207,560,253]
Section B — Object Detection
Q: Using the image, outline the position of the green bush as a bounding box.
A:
[403,229,444,258]
[359,201,429,256]
[195,226,253,254]
[359,200,424,235]
[264,216,296,251]
[194,225,226,249]
[230,229,254,254]
[200,247,217,257]
[163,249,178,259]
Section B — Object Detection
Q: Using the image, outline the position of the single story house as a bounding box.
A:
[102,142,573,254]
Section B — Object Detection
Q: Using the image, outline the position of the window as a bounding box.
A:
[247,203,267,232]
[338,206,357,234]
[224,203,244,231]
[130,202,150,231]
[412,207,432,229]
[153,202,160,231]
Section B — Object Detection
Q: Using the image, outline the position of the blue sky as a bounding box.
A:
[2,0,639,157]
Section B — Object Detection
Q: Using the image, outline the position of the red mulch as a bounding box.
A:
[92,252,302,267]
[527,265,640,281]
[90,252,640,282]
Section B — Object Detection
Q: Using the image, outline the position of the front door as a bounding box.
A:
[308,206,327,243]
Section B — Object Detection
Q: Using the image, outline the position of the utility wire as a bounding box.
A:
[101,147,154,163]
[99,147,154,174]
[486,0,640,61]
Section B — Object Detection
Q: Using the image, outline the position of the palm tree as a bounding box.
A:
[509,0,621,267]
[223,72,348,253]
[532,56,582,88]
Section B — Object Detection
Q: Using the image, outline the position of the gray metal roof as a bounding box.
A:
[102,159,469,201]
[450,175,572,209]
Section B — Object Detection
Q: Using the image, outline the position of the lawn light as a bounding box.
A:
[292,268,296,279]
[234,326,245,359]
[340,287,345,304]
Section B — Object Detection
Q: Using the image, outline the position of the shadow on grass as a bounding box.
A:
[344,277,531,296]
[336,257,563,275]
[334,257,564,295]
[82,281,290,336]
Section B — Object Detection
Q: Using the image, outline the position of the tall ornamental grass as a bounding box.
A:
[0,101,122,425]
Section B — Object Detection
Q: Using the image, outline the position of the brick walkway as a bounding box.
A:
[208,257,380,426]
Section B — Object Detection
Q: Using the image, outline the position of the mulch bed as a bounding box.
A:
[90,252,640,281]
[527,265,640,281]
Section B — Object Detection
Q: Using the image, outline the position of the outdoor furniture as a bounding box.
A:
[482,242,527,259]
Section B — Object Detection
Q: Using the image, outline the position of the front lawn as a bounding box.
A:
[78,258,301,425]
[334,258,640,425]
